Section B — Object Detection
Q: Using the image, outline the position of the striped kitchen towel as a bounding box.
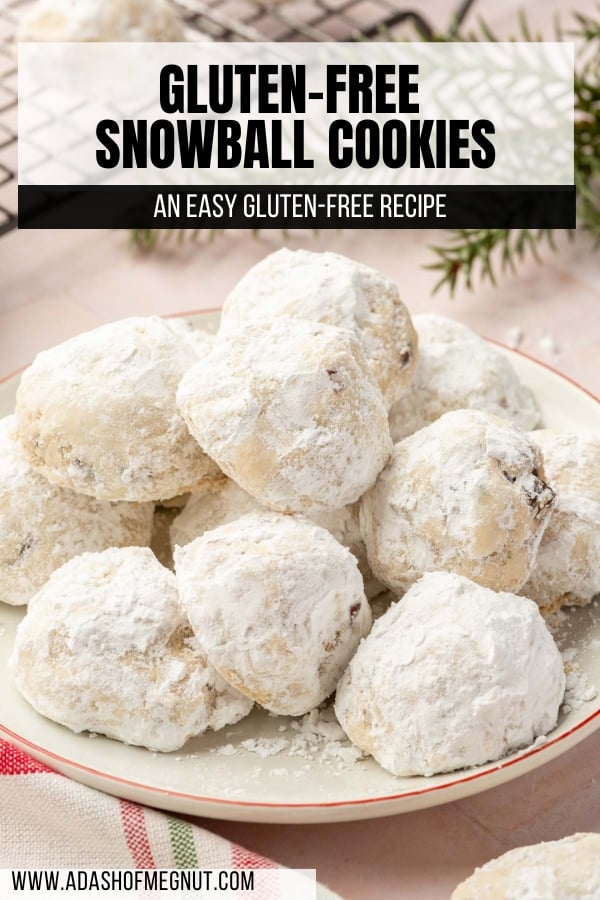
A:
[0,739,339,899]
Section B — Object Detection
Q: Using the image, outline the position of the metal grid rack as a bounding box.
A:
[0,0,473,236]
[0,0,22,235]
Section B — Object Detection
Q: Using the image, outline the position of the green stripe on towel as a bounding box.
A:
[167,817,198,869]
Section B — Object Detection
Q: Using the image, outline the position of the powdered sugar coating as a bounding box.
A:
[16,316,219,502]
[164,319,216,359]
[171,477,259,548]
[0,415,153,606]
[360,409,555,594]
[388,314,540,441]
[521,431,600,613]
[220,249,418,408]
[18,0,184,41]
[314,503,385,599]
[171,476,384,598]
[335,572,565,776]
[177,318,392,515]
[10,547,253,751]
[451,833,600,900]
[175,511,372,716]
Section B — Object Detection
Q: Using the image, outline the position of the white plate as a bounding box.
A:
[1,312,599,824]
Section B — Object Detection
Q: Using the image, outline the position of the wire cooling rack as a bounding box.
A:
[0,0,475,236]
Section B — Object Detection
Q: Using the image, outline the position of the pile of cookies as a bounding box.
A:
[17,0,185,43]
[3,248,600,778]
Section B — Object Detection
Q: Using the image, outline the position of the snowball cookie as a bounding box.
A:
[0,415,153,607]
[360,409,555,594]
[335,572,565,776]
[16,316,220,502]
[175,511,372,716]
[177,318,392,515]
[389,314,540,442]
[521,431,600,614]
[171,475,385,598]
[10,547,253,751]
[18,0,184,42]
[220,249,418,408]
[451,833,600,900]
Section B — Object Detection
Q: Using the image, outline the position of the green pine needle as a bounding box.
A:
[425,229,560,296]
[430,6,600,295]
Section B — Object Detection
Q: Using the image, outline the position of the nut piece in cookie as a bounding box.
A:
[360,409,554,594]
[335,571,565,776]
[175,511,372,716]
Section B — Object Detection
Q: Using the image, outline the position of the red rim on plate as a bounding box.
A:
[2,709,600,810]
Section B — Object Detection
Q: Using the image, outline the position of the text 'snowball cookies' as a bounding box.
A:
[388,314,540,441]
[10,547,253,751]
[175,511,372,716]
[18,0,184,42]
[171,475,385,598]
[177,318,392,515]
[16,316,219,502]
[451,833,600,900]
[0,415,153,606]
[220,249,418,408]
[521,431,600,614]
[335,572,565,776]
[360,409,555,594]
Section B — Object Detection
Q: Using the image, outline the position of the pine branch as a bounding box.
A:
[131,228,224,251]
[428,6,600,295]
[425,229,559,295]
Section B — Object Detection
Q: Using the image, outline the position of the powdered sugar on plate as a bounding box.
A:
[561,648,598,712]
[546,601,599,714]
[210,706,366,770]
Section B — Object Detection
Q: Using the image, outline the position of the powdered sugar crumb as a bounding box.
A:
[561,647,598,711]
[505,326,524,350]
[209,706,366,769]
[240,738,291,758]
[545,607,599,716]
[214,744,237,757]
[538,333,560,360]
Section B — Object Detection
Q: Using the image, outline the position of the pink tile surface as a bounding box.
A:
[206,731,600,899]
